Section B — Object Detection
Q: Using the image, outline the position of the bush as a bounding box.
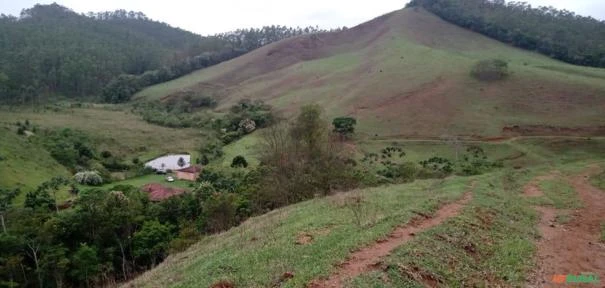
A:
[471,59,509,81]
[221,131,242,144]
[100,151,112,158]
[377,162,418,182]
[231,155,248,168]
[419,157,453,178]
[74,171,104,186]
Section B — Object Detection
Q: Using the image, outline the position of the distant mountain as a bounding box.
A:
[0,3,227,102]
[136,7,605,138]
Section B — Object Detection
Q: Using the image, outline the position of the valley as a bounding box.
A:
[1,1,604,287]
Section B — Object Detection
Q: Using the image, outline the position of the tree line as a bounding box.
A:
[407,0,605,68]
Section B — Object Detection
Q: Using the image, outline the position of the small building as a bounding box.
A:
[142,183,185,201]
[175,166,202,181]
[145,154,191,172]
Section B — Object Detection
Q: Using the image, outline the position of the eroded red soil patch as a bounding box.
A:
[529,166,605,287]
[308,192,472,288]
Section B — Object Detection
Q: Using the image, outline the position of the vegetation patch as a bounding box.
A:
[590,171,605,191]
[538,179,582,209]
[471,59,509,81]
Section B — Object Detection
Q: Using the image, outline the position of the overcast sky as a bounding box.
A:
[2,0,604,35]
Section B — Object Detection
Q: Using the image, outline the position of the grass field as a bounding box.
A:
[0,127,70,200]
[82,174,195,191]
[217,131,262,168]
[134,8,605,138]
[0,106,203,161]
[590,169,605,191]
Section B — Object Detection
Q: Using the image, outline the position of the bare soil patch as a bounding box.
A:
[529,166,605,287]
[503,125,605,137]
[522,172,561,197]
[308,192,472,288]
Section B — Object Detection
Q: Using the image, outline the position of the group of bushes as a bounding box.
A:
[214,99,275,144]
[132,100,214,128]
[363,145,500,184]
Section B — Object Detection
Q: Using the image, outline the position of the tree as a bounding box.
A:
[73,171,103,186]
[70,243,100,288]
[200,154,210,165]
[231,155,248,168]
[132,220,172,267]
[0,188,19,234]
[290,104,328,158]
[177,157,186,168]
[332,117,357,138]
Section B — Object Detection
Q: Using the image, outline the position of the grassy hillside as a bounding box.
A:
[0,127,70,193]
[0,106,203,161]
[135,8,605,137]
[127,138,605,287]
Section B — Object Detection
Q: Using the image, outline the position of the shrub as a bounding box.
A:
[231,155,248,168]
[471,59,509,81]
[221,131,242,144]
[419,157,454,178]
[332,117,357,137]
[74,171,104,186]
[100,151,112,158]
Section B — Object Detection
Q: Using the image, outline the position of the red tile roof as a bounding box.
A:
[177,166,202,173]
[142,183,185,201]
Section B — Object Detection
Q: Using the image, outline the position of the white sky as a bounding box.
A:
[1,0,604,35]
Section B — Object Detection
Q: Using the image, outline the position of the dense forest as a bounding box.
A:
[0,4,335,104]
[407,0,605,68]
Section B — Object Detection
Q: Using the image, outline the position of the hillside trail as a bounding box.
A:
[308,187,474,288]
[528,165,605,287]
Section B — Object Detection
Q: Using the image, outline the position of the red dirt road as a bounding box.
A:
[308,192,472,288]
[529,166,605,288]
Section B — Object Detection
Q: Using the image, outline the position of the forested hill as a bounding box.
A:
[0,3,216,102]
[0,4,332,104]
[407,0,605,68]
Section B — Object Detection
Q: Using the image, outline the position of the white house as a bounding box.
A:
[145,154,191,171]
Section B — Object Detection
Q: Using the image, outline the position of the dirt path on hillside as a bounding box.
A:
[529,166,605,287]
[308,192,473,288]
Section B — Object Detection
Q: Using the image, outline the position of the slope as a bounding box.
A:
[0,127,70,195]
[135,8,605,138]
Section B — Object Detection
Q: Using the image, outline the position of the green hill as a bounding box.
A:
[136,8,605,138]
[0,127,70,194]
[0,3,223,102]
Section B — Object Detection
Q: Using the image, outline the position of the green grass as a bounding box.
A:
[0,106,204,161]
[350,170,537,287]
[217,132,262,168]
[590,170,605,191]
[0,127,71,203]
[129,177,471,287]
[538,179,582,209]
[83,174,195,191]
